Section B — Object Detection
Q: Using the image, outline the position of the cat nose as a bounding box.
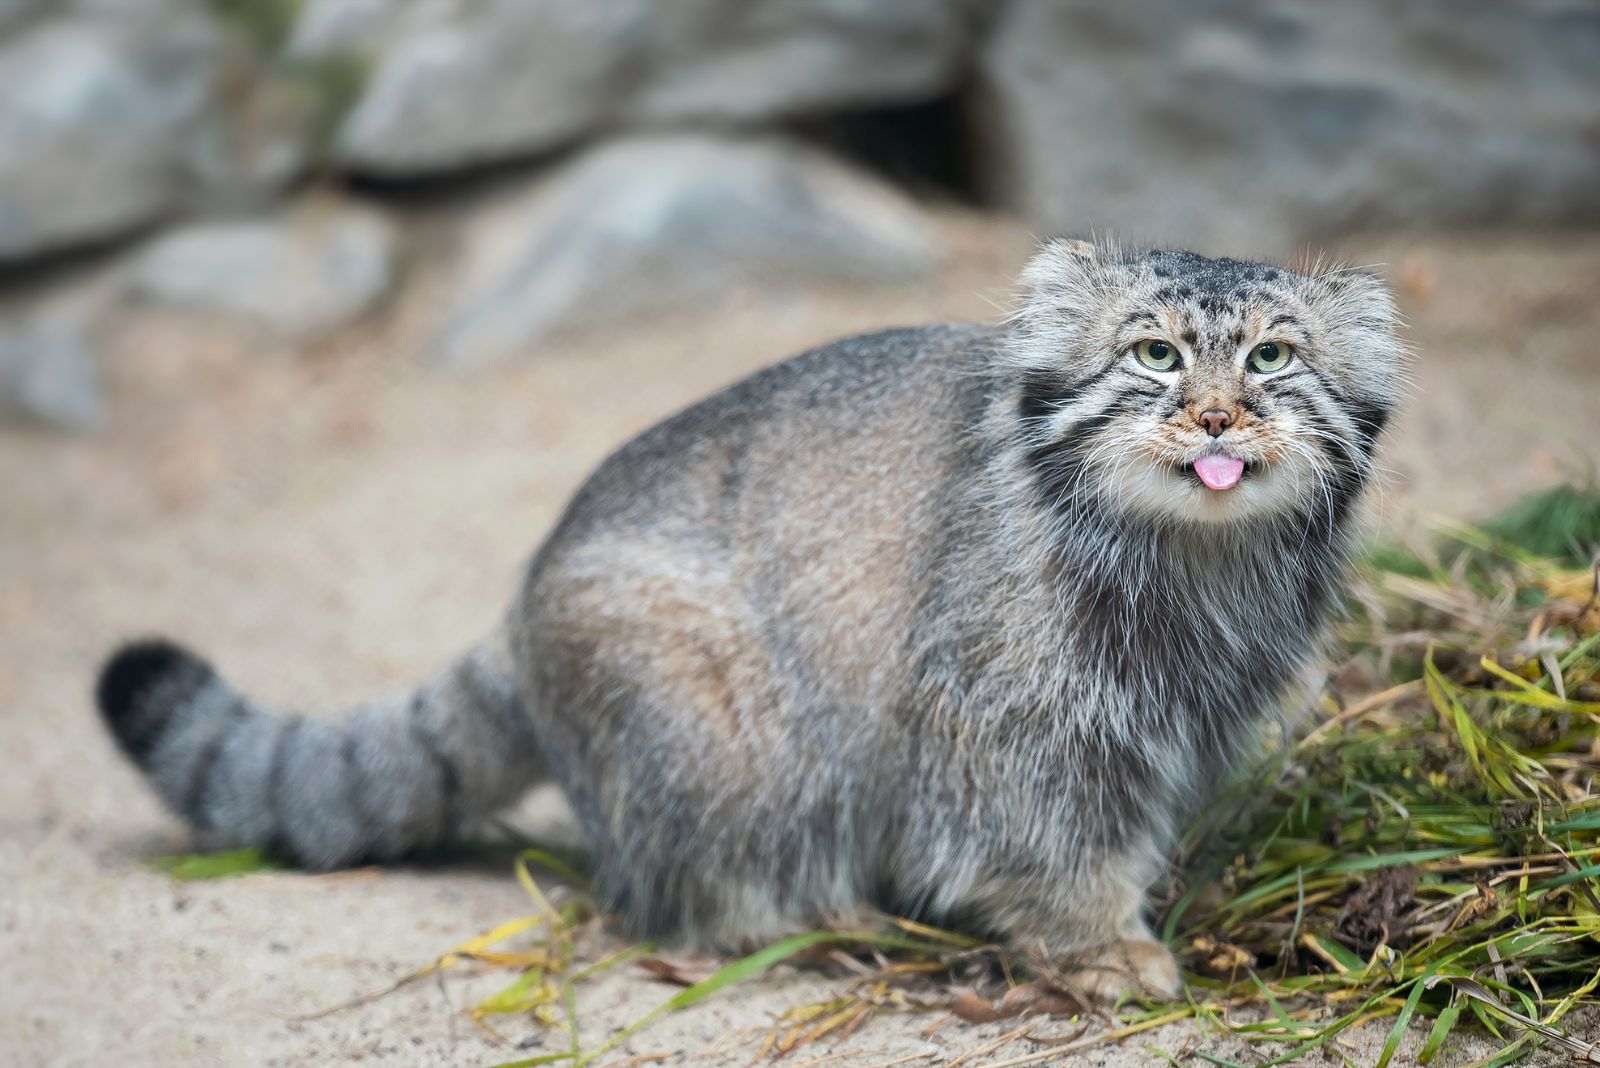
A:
[1198,409,1233,437]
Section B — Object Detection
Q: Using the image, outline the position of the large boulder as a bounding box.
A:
[975,0,1600,253]
[287,0,414,58]
[0,0,44,37]
[293,0,973,177]
[130,203,399,343]
[431,133,936,366]
[0,8,223,261]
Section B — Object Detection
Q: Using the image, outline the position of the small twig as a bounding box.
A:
[972,1007,1196,1068]
[1486,940,1508,989]
[1296,680,1424,750]
[786,1046,888,1068]
[945,1023,1034,1067]
[855,1054,939,1068]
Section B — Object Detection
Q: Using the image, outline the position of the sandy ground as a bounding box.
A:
[4,213,1599,1067]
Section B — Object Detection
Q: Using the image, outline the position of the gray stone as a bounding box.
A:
[331,0,632,175]
[976,0,1600,253]
[0,319,102,432]
[0,0,43,37]
[628,0,972,124]
[182,72,318,211]
[302,0,971,176]
[131,205,399,343]
[0,11,223,260]
[431,134,936,367]
[288,0,431,59]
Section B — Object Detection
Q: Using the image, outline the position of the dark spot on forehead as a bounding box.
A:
[1135,249,1296,307]
[1181,328,1197,345]
[1229,327,1244,345]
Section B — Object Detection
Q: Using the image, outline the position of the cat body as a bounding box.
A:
[98,241,1403,998]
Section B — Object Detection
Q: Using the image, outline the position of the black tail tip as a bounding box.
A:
[96,639,212,761]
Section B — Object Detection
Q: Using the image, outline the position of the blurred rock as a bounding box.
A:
[0,0,43,37]
[328,1,626,176]
[0,10,223,260]
[300,0,971,176]
[184,81,316,211]
[181,43,327,211]
[629,0,969,123]
[288,0,416,58]
[976,0,1600,253]
[431,134,935,366]
[0,318,102,432]
[131,204,398,343]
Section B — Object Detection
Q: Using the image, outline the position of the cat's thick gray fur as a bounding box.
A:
[98,240,1403,996]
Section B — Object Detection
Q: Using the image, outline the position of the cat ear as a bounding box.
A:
[1051,237,1099,261]
[1017,237,1112,304]
[1309,267,1401,334]
[1304,266,1408,404]
[1007,238,1120,372]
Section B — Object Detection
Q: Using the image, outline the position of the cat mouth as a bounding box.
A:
[1178,455,1255,491]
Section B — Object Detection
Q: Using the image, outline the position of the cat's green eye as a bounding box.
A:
[1249,342,1293,373]
[1135,339,1180,372]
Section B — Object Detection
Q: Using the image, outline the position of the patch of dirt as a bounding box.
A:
[1335,865,1417,955]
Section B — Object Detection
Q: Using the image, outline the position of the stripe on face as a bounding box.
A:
[1268,369,1387,469]
[1293,360,1390,452]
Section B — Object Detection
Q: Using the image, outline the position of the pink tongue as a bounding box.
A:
[1193,454,1246,491]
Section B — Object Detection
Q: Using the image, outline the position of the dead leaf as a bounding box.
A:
[947,982,1086,1023]
[1189,935,1255,980]
[1335,864,1416,953]
[635,955,721,987]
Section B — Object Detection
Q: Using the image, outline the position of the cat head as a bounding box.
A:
[1003,239,1405,527]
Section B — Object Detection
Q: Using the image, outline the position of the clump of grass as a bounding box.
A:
[158,485,1600,1066]
[1479,481,1600,568]
[1153,483,1600,1065]
[1165,585,1600,1062]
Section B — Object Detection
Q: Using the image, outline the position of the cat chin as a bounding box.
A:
[1094,456,1313,525]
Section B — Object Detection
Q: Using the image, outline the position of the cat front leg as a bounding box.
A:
[992,844,1181,1003]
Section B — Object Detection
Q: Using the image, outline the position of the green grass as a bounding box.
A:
[1480,481,1600,567]
[201,0,304,51]
[148,846,281,880]
[159,483,1600,1066]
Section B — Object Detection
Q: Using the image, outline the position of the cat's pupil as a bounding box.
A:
[1258,344,1278,361]
[1150,342,1170,359]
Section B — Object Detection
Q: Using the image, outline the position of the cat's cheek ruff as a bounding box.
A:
[1056,419,1322,525]
[1094,454,1314,525]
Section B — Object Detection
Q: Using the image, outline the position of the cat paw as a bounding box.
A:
[1051,938,1181,1003]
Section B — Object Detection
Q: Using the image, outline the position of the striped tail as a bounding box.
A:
[95,632,545,870]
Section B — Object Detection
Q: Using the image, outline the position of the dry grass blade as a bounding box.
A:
[1426,976,1600,1062]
